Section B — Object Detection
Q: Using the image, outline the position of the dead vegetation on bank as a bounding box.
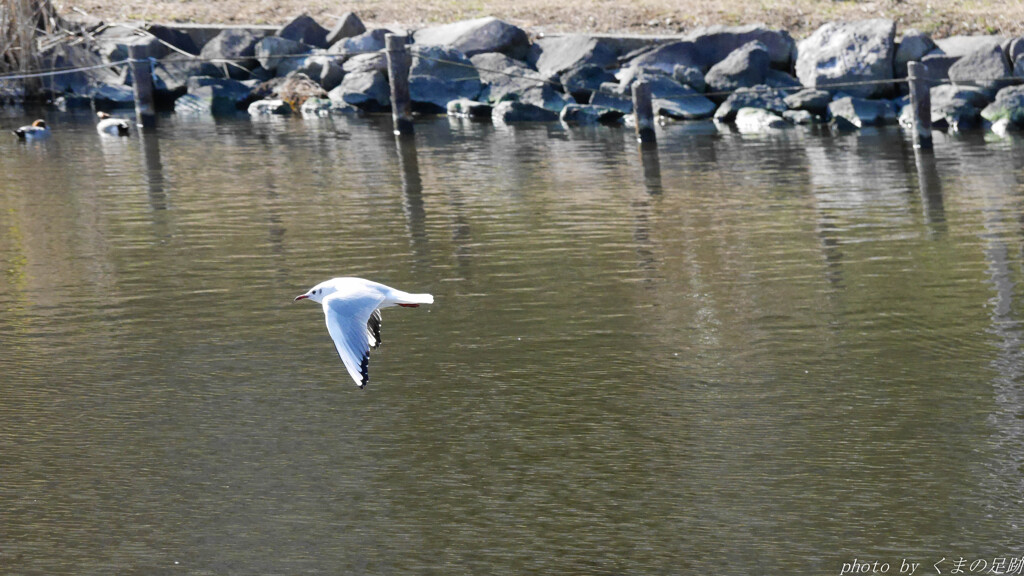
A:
[62,0,1024,40]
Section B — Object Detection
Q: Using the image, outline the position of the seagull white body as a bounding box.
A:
[294,277,433,388]
[13,119,49,140]
[96,112,130,136]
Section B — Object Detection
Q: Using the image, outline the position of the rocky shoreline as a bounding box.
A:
[14,12,1024,135]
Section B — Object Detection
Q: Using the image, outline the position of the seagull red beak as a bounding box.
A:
[294,294,308,301]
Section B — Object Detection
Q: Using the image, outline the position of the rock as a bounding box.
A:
[981,85,1024,127]
[590,90,633,113]
[409,46,482,113]
[153,55,203,105]
[102,33,167,63]
[1008,36,1024,67]
[199,29,262,79]
[471,52,570,111]
[447,98,493,118]
[278,14,329,49]
[271,72,328,109]
[672,65,705,92]
[795,19,896,98]
[343,53,387,74]
[919,53,960,84]
[560,65,616,102]
[934,35,1005,58]
[682,24,796,70]
[90,83,136,108]
[895,29,936,79]
[624,41,702,76]
[319,58,345,90]
[255,36,311,73]
[765,69,801,91]
[36,43,120,96]
[784,88,831,115]
[146,23,199,55]
[783,109,820,124]
[636,74,717,119]
[827,96,897,127]
[328,70,390,112]
[492,100,559,123]
[414,17,530,60]
[248,98,292,115]
[655,95,716,120]
[714,85,787,122]
[947,45,1012,97]
[328,28,393,56]
[704,41,771,97]
[734,107,787,132]
[559,103,624,125]
[528,35,618,79]
[326,12,366,47]
[183,76,252,114]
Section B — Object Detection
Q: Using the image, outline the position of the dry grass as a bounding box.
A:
[1,0,61,97]
[63,0,1024,39]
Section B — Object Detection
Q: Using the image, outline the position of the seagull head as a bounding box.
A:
[294,280,335,304]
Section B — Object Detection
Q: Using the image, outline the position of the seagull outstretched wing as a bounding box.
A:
[323,292,385,387]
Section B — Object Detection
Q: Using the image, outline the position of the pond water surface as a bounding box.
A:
[2,110,1024,575]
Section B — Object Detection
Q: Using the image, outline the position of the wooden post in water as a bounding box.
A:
[907,61,931,150]
[631,80,656,145]
[128,44,156,128]
[385,34,414,137]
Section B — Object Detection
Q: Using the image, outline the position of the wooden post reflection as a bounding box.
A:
[913,147,945,233]
[396,135,427,245]
[638,142,663,195]
[140,128,166,211]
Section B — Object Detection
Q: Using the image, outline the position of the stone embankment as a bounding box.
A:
[22,12,1024,134]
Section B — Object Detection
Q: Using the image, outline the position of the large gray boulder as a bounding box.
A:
[153,55,203,105]
[624,41,702,75]
[146,23,199,55]
[734,107,788,132]
[255,36,311,73]
[640,74,716,119]
[784,88,831,115]
[559,103,623,125]
[471,52,571,111]
[894,29,936,79]
[326,13,367,47]
[714,85,788,122]
[180,76,251,114]
[947,44,1012,97]
[414,17,530,60]
[528,35,618,79]
[199,29,262,79]
[682,24,795,70]
[278,14,329,49]
[560,65,616,102]
[795,19,897,98]
[328,28,393,55]
[410,46,482,113]
[927,84,988,131]
[981,85,1024,127]
[704,41,771,96]
[492,100,559,123]
[343,52,387,74]
[934,35,1005,58]
[672,65,706,92]
[828,96,897,127]
[328,70,390,112]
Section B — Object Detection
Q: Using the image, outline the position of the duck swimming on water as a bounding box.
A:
[96,112,130,137]
[13,119,49,140]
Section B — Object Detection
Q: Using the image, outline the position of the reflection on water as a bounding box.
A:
[2,111,1024,575]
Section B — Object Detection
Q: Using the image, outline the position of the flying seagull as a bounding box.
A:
[294,277,433,388]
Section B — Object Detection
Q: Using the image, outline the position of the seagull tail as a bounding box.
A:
[391,291,433,307]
